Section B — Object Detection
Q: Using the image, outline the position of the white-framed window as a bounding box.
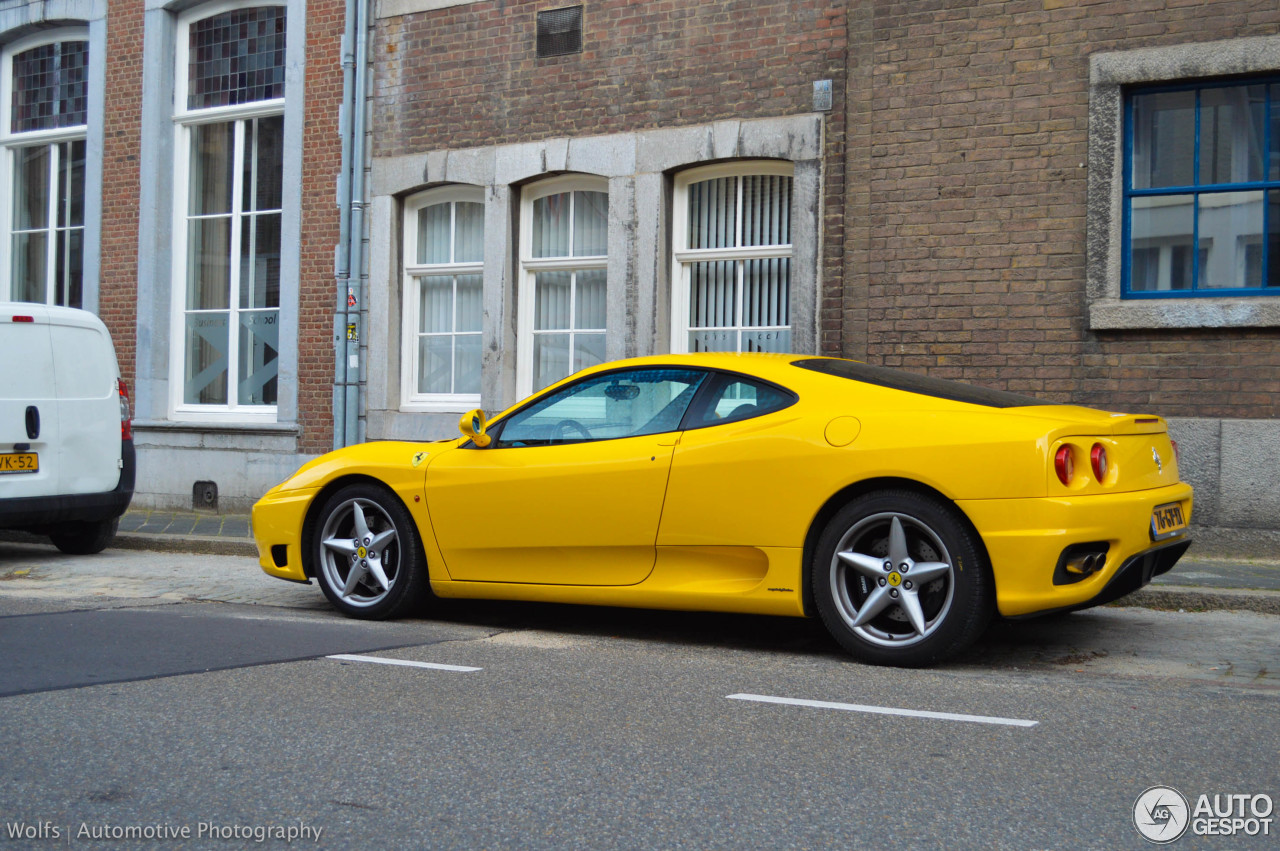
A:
[518,176,608,396]
[0,31,89,308]
[401,186,483,411]
[671,161,793,353]
[170,2,286,422]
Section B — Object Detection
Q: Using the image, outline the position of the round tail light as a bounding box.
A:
[1054,445,1074,485]
[1090,443,1108,482]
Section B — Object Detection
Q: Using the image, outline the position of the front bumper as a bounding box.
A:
[958,482,1193,617]
[251,485,317,583]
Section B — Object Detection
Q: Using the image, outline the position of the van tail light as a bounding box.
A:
[11,315,33,322]
[1054,445,1074,485]
[118,379,133,441]
[1171,440,1180,464]
[1090,443,1108,482]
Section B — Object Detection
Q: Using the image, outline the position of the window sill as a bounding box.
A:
[132,420,301,453]
[400,399,479,414]
[1088,297,1280,330]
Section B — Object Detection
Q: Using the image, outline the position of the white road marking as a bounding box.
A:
[327,654,481,672]
[727,693,1038,728]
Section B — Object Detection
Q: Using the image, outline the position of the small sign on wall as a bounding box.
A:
[813,79,833,112]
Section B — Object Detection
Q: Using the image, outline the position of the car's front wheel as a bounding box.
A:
[813,491,993,667]
[311,483,428,619]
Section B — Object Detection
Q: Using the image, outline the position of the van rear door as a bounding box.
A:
[49,314,122,495]
[0,306,60,498]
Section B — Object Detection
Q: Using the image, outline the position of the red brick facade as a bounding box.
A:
[99,1,145,392]
[297,2,346,454]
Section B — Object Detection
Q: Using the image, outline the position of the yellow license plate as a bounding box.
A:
[1150,502,1187,540]
[0,452,38,474]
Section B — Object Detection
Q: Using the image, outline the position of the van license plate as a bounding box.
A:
[1150,502,1187,541]
[0,452,38,474]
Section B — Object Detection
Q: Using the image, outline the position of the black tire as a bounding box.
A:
[812,490,992,667]
[50,518,118,555]
[310,483,429,620]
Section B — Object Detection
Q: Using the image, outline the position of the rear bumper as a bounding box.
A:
[1004,538,1192,619]
[0,440,134,530]
[958,481,1193,617]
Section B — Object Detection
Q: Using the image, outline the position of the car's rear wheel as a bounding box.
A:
[311,483,427,619]
[813,491,992,667]
[50,517,118,555]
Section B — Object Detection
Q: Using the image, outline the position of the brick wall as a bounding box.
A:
[99,0,144,392]
[853,0,1280,419]
[297,0,346,454]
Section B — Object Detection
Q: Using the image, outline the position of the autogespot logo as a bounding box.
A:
[1134,786,1191,843]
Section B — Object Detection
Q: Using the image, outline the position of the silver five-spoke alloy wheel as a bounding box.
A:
[310,482,427,619]
[319,497,401,608]
[829,512,955,648]
[813,490,992,666]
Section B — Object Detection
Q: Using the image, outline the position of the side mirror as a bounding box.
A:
[459,408,492,448]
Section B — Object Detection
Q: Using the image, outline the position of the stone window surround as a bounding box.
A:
[131,0,307,450]
[0,6,106,314]
[1088,35,1280,330]
[365,114,825,442]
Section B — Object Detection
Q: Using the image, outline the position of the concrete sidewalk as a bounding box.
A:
[99,509,1280,616]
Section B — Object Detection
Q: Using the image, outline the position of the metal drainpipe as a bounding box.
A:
[332,0,358,450]
[347,0,370,446]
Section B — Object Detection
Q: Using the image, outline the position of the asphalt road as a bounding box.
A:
[1,543,1278,849]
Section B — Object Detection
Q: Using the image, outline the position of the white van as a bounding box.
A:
[0,303,134,553]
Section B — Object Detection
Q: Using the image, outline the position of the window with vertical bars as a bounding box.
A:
[674,166,794,354]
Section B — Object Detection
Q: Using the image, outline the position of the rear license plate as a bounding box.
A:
[1150,502,1187,541]
[0,452,38,474]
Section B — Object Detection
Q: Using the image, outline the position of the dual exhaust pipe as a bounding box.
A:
[1054,542,1111,585]
[1066,550,1107,576]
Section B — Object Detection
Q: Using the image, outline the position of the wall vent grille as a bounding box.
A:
[537,6,583,58]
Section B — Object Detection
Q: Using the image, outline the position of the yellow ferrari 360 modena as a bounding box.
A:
[252,353,1192,666]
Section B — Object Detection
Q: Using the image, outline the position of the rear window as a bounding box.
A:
[792,358,1047,409]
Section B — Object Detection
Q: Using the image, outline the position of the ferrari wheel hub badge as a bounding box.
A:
[887,571,902,587]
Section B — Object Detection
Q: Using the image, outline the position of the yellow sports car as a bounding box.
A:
[252,353,1192,666]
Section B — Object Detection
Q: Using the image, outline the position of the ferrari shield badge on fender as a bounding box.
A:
[411,451,428,468]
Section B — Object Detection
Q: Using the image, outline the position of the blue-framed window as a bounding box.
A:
[1124,79,1280,297]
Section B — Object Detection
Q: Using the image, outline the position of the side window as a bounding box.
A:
[497,368,706,447]
[687,375,795,428]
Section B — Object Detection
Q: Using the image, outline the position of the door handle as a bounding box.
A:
[25,406,39,440]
